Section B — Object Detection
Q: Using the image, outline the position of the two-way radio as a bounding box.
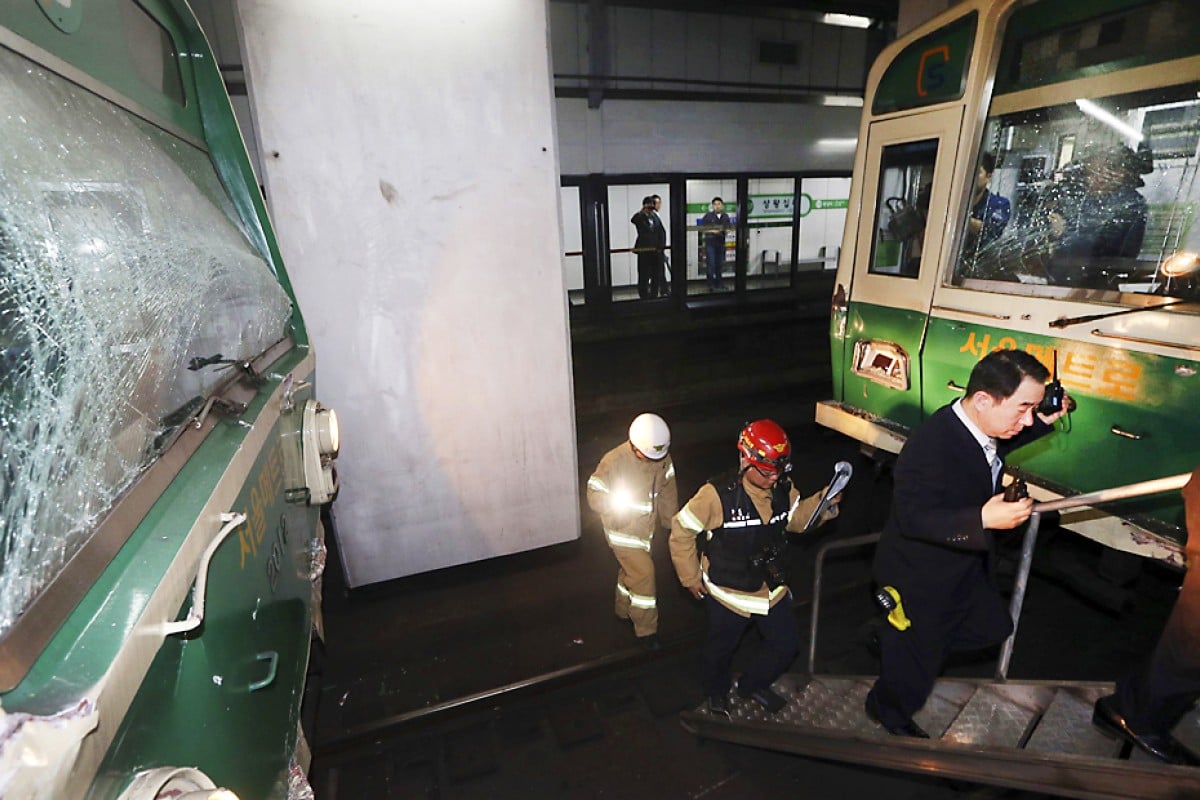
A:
[1038,350,1066,416]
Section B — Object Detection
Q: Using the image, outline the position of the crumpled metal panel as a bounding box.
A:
[1025,687,1119,757]
[943,684,1053,747]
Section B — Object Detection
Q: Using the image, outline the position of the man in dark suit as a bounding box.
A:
[1092,465,1200,765]
[865,349,1070,737]
[631,196,666,299]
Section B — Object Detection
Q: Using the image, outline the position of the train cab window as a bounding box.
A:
[869,139,938,278]
[953,82,1200,307]
[0,45,291,637]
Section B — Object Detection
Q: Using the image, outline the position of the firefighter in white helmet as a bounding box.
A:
[586,412,678,650]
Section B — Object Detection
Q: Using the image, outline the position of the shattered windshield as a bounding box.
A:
[0,46,293,637]
[952,82,1200,304]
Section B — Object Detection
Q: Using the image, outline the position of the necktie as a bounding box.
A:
[986,443,1001,488]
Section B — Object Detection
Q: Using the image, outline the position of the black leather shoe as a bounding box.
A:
[707,693,731,718]
[738,685,787,713]
[865,694,930,738]
[1092,695,1200,766]
[637,633,661,652]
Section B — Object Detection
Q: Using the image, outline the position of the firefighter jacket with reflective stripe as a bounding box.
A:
[587,442,678,550]
[671,471,831,617]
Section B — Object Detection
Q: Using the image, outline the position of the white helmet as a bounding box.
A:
[629,413,670,460]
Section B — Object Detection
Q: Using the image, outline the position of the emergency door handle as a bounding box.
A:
[1110,425,1146,441]
[249,650,279,692]
[947,380,966,393]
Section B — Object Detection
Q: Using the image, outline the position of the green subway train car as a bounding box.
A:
[820,0,1200,564]
[0,2,338,798]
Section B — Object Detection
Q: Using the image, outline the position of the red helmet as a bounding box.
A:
[738,419,791,474]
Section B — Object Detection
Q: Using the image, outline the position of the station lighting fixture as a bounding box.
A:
[822,13,872,28]
[1075,98,1144,144]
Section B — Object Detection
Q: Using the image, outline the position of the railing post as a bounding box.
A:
[808,533,880,674]
[995,511,1041,681]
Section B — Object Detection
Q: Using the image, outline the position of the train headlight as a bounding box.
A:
[302,400,340,505]
[117,768,239,800]
[1162,251,1200,278]
[315,406,340,457]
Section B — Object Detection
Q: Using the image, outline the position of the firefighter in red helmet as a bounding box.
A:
[587,413,678,650]
[670,420,844,715]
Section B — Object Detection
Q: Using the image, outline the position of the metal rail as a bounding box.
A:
[1033,472,1191,514]
[994,470,1192,679]
[808,532,881,673]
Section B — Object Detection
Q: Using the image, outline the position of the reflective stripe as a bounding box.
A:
[628,500,654,515]
[701,571,787,616]
[723,518,762,529]
[617,582,657,609]
[676,505,705,534]
[588,475,609,493]
[605,528,652,551]
[664,463,675,481]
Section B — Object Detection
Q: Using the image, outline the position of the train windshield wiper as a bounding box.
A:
[1049,299,1194,329]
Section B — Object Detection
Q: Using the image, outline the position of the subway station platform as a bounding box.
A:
[305,283,1182,799]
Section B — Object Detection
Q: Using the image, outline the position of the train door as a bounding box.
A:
[839,107,963,432]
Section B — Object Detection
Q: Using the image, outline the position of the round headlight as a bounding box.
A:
[316,407,339,457]
[1162,251,1200,278]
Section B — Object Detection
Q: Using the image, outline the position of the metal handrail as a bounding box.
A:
[1032,472,1190,514]
[807,532,881,674]
[996,470,1192,680]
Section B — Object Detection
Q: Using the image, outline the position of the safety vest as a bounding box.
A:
[704,473,791,592]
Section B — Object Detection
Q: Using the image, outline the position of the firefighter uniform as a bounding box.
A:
[587,442,677,639]
[670,471,833,701]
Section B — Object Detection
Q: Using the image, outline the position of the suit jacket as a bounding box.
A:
[873,403,1051,600]
[631,210,665,251]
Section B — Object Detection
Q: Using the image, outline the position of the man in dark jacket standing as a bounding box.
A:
[865,349,1070,737]
[700,197,730,290]
[631,195,666,299]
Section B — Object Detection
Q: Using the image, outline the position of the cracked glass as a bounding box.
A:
[953,82,1200,305]
[0,46,293,637]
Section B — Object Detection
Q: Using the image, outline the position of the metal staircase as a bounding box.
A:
[681,473,1200,799]
[681,674,1200,799]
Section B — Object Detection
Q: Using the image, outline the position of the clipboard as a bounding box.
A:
[799,460,853,531]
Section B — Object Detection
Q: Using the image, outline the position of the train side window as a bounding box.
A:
[868,139,938,278]
[0,45,291,638]
[953,82,1200,306]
